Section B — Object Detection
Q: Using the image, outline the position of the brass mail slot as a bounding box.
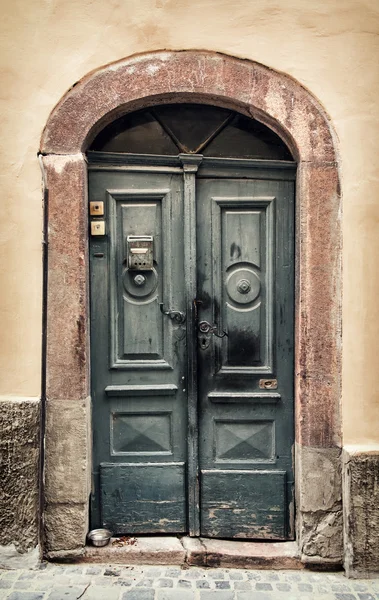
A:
[127,235,154,270]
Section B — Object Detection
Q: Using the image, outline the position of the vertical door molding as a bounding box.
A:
[179,154,203,536]
[41,50,342,562]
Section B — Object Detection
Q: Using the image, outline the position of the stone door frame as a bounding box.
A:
[40,50,342,562]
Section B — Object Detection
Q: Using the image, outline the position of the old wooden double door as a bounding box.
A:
[89,155,295,539]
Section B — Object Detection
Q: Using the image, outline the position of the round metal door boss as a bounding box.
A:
[226,266,261,305]
[123,267,158,300]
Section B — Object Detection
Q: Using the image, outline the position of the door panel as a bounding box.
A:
[108,186,182,370]
[90,170,188,534]
[197,178,294,539]
[201,470,287,538]
[211,194,275,371]
[100,462,186,533]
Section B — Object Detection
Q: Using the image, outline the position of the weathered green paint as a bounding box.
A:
[89,154,295,538]
[101,463,186,533]
[201,470,287,539]
[197,175,295,539]
[89,167,188,534]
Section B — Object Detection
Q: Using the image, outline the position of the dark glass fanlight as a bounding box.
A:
[90,104,292,160]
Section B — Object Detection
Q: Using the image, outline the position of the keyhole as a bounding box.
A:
[200,336,208,349]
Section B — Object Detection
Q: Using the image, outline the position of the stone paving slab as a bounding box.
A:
[1,564,379,600]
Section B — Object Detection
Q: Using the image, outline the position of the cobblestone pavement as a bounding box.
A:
[1,564,379,600]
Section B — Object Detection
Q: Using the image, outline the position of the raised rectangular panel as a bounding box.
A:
[120,199,161,360]
[224,210,261,268]
[111,412,172,455]
[211,197,275,374]
[107,189,176,370]
[214,419,275,462]
[122,299,162,357]
[200,469,287,539]
[100,462,186,534]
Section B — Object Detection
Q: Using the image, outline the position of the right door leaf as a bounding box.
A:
[197,176,295,540]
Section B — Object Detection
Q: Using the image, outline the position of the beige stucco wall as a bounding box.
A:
[1,0,378,444]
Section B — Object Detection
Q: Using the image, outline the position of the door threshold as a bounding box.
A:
[73,536,303,570]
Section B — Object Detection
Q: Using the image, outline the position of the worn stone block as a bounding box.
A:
[296,444,342,512]
[44,503,88,552]
[295,162,342,449]
[301,510,343,562]
[199,538,301,570]
[84,536,186,565]
[182,536,302,569]
[42,154,90,402]
[40,51,336,165]
[44,398,91,504]
[0,398,40,553]
[343,449,379,578]
[296,443,343,563]
[250,66,335,163]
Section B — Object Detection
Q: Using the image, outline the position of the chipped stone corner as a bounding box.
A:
[295,443,343,566]
[45,547,86,563]
[343,447,379,578]
[41,152,85,174]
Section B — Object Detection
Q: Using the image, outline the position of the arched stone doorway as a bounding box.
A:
[40,51,342,563]
[88,102,296,539]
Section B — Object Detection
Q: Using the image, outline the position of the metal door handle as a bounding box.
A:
[198,320,228,338]
[159,303,186,324]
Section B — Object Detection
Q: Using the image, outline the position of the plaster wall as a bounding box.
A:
[0,2,379,439]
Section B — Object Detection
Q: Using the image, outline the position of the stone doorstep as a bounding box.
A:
[49,537,309,569]
[183,538,303,570]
